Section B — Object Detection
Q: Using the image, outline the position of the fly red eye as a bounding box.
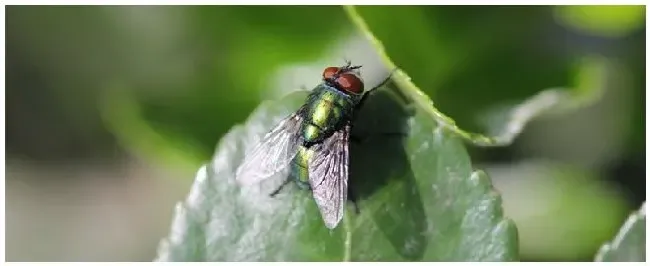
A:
[322,67,339,80]
[336,73,364,94]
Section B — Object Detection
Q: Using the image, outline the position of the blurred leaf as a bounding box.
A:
[156,84,517,261]
[488,161,631,260]
[555,6,645,38]
[595,202,646,262]
[103,6,611,173]
[345,6,607,147]
[351,6,574,133]
[134,6,350,162]
[155,6,630,261]
[478,56,609,143]
[101,86,204,170]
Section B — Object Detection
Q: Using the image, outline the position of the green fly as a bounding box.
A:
[235,62,393,229]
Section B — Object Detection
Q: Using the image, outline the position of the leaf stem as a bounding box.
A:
[343,214,352,261]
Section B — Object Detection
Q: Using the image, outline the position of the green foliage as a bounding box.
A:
[352,6,574,134]
[98,6,636,176]
[155,6,644,262]
[344,6,607,146]
[595,203,646,262]
[5,5,644,262]
[101,86,204,170]
[488,161,632,260]
[101,6,594,167]
[555,6,645,37]
[156,83,518,261]
[102,6,352,167]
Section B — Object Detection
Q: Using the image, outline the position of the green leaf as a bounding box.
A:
[155,6,627,261]
[100,7,351,166]
[156,82,518,261]
[595,202,646,262]
[349,6,599,136]
[343,6,608,147]
[555,6,645,38]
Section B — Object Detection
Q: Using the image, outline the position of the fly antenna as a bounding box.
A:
[372,67,397,90]
[342,58,352,69]
[338,59,362,74]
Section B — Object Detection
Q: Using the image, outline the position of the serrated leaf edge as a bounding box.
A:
[594,202,647,262]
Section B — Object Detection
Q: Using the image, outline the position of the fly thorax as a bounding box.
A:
[301,86,355,143]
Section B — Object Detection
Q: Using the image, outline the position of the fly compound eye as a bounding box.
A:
[336,73,364,94]
[322,67,339,80]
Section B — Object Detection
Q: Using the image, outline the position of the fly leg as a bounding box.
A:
[350,67,405,143]
[269,178,292,197]
[348,186,361,214]
[355,68,398,112]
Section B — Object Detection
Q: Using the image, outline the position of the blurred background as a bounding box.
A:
[5,5,645,262]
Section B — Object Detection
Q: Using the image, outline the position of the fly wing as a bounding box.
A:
[235,110,304,186]
[308,125,350,229]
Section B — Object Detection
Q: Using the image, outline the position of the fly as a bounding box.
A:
[235,61,393,229]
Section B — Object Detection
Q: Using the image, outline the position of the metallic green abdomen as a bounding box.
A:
[290,146,312,187]
[301,85,355,144]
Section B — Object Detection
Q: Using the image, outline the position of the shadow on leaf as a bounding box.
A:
[349,84,428,261]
